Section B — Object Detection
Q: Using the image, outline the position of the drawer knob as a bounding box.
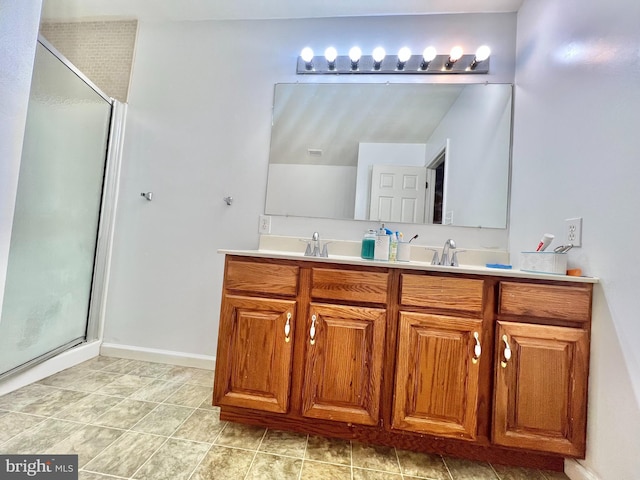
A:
[472,331,481,364]
[284,312,291,343]
[501,334,512,368]
[310,314,317,345]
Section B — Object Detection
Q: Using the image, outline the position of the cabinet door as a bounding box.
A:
[301,303,386,426]
[392,312,483,440]
[493,321,589,457]
[213,295,296,414]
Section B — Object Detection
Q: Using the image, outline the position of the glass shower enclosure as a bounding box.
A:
[0,37,116,378]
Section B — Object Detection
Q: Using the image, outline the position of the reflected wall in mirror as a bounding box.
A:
[265,83,512,228]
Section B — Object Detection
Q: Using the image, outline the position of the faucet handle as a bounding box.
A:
[426,248,440,266]
[304,242,312,256]
[451,250,466,267]
[321,242,332,258]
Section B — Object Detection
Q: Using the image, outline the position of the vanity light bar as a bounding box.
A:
[297,46,491,74]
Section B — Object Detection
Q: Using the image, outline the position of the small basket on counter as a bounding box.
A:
[520,252,568,275]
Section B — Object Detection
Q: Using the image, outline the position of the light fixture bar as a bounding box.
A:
[296,53,489,74]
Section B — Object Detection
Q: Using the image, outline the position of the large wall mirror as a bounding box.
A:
[265,82,513,229]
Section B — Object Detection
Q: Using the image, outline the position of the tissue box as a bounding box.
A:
[520,252,568,275]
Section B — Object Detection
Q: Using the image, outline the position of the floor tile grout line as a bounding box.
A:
[185,418,228,480]
[5,365,211,409]
[0,412,52,450]
[350,439,354,480]
[125,398,197,435]
[107,379,193,480]
[441,455,455,480]
[489,463,503,480]
[79,405,209,477]
[0,402,118,456]
[393,446,404,479]
[58,390,132,422]
[78,466,129,479]
[77,401,170,476]
[241,425,269,480]
[78,372,196,477]
[296,433,309,480]
[0,359,211,464]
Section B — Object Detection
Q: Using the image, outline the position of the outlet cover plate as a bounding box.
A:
[259,215,271,234]
[565,217,582,247]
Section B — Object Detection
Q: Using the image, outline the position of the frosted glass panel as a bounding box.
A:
[0,43,112,375]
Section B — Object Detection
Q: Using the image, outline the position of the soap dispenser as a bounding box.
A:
[361,229,376,260]
[374,226,390,261]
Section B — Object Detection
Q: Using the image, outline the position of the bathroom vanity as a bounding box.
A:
[212,251,595,471]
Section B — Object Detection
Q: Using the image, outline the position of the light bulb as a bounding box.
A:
[300,47,314,63]
[422,46,437,62]
[349,46,362,62]
[372,47,386,63]
[398,47,412,63]
[324,47,337,63]
[475,45,491,62]
[449,46,463,62]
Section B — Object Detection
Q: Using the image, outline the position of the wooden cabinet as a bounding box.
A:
[300,267,389,426]
[301,302,386,426]
[213,295,296,413]
[214,258,389,426]
[392,312,482,439]
[213,259,300,414]
[492,321,589,456]
[392,273,486,440]
[493,281,592,456]
[213,255,594,471]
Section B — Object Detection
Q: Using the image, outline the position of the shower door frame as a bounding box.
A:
[0,36,125,376]
[37,33,123,353]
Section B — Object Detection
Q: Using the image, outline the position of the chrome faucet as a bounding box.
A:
[304,231,329,257]
[311,231,321,257]
[440,238,456,266]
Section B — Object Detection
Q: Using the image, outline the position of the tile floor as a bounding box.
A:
[0,356,569,480]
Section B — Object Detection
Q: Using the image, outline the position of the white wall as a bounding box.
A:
[512,1,640,478]
[0,0,42,320]
[104,13,516,357]
[427,85,512,228]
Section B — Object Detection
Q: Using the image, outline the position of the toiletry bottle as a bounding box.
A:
[361,229,376,260]
[389,231,398,262]
[374,226,390,261]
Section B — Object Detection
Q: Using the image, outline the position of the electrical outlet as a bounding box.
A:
[565,217,582,247]
[258,215,271,234]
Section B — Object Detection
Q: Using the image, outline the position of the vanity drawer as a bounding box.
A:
[499,282,591,322]
[225,259,299,297]
[400,274,484,314]
[311,268,389,304]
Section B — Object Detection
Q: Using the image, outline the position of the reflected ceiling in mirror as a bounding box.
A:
[265,83,513,228]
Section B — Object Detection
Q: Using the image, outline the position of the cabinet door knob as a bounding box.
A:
[310,314,317,345]
[472,331,481,364]
[284,312,291,343]
[501,334,512,368]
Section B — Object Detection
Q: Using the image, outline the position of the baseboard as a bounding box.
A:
[100,343,216,371]
[565,459,600,480]
[0,340,101,396]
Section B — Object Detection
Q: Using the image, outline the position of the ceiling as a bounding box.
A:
[41,0,524,22]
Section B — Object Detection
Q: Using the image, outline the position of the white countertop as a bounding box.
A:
[218,249,599,284]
